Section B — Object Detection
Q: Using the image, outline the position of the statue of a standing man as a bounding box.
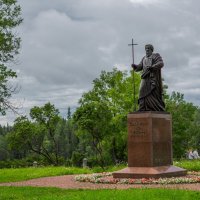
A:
[132,44,165,111]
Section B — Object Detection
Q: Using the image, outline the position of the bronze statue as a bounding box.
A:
[132,44,165,111]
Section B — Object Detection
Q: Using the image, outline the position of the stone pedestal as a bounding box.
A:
[113,112,187,178]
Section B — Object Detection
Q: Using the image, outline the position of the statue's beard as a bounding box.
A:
[146,53,152,57]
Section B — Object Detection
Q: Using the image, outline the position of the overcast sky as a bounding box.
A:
[1,0,200,125]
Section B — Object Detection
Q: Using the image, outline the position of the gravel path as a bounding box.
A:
[0,175,200,190]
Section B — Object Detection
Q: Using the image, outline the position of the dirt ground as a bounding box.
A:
[0,175,200,191]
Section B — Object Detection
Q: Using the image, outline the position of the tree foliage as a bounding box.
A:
[166,92,198,158]
[8,103,69,165]
[189,109,200,149]
[1,68,200,167]
[73,68,141,167]
[0,0,22,115]
[74,69,200,164]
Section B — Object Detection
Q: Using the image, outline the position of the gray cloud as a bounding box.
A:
[1,0,200,124]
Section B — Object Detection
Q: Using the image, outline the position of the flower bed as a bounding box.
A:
[75,172,200,185]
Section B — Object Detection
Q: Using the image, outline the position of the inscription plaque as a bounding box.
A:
[129,121,146,136]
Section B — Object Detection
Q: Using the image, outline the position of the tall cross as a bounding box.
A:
[128,38,138,65]
[128,38,138,112]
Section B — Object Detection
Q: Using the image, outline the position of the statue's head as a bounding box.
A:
[145,44,154,57]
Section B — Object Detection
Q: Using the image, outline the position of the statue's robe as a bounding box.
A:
[135,53,165,111]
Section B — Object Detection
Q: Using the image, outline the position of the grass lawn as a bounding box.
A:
[0,187,200,200]
[0,160,199,183]
[0,167,92,183]
[174,160,200,171]
[0,165,125,183]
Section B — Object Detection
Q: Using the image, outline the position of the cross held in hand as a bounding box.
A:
[128,38,138,112]
[128,38,138,64]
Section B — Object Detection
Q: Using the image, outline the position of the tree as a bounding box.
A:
[8,103,63,165]
[30,103,61,165]
[187,108,200,150]
[55,117,78,161]
[74,101,112,168]
[67,107,71,120]
[0,0,22,115]
[165,92,198,158]
[7,116,46,160]
[73,68,141,167]
[0,124,12,160]
[0,134,9,160]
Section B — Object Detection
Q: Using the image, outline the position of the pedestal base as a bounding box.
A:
[112,166,187,179]
[127,112,173,167]
[113,112,187,179]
